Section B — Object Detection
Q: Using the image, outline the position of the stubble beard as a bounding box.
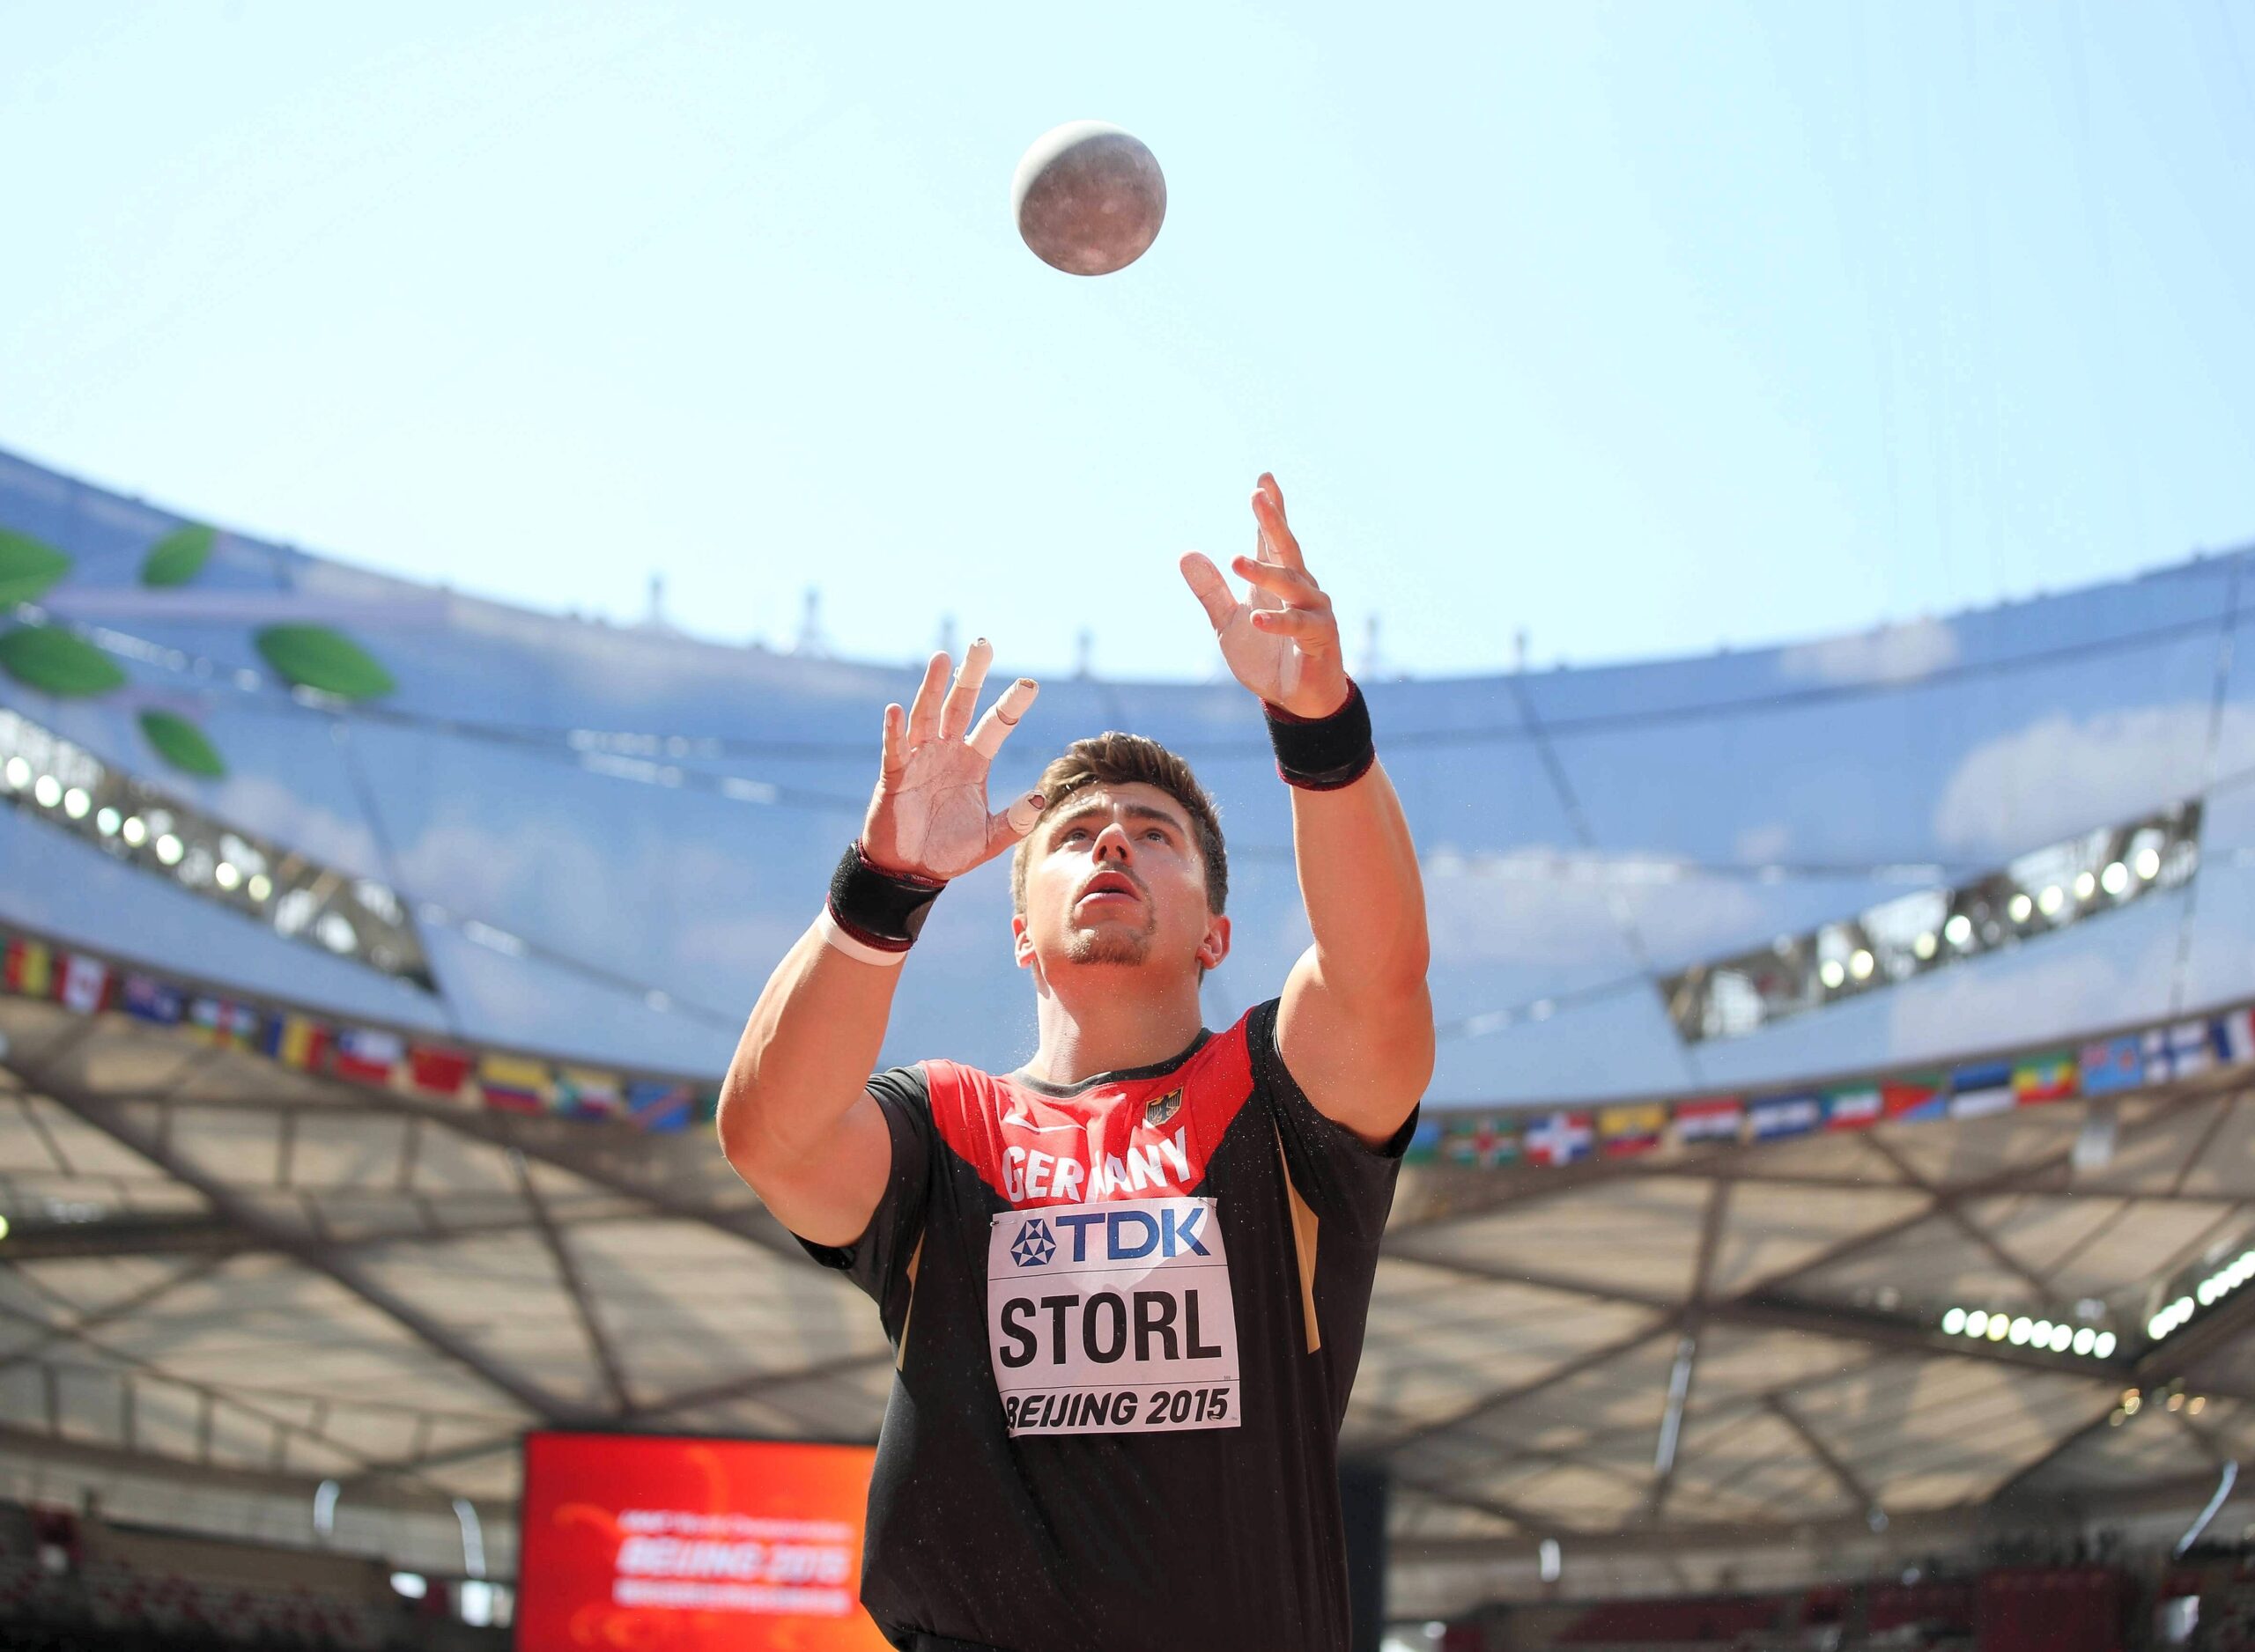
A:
[1064,912,1158,966]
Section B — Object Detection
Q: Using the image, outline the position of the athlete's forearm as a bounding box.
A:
[716,921,904,1172]
[1288,758,1430,998]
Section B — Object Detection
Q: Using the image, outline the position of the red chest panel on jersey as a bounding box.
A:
[922,1015,1256,1208]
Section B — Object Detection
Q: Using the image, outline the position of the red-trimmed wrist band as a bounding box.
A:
[820,843,946,966]
[1265,677,1376,791]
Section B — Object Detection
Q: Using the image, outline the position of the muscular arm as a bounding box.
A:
[716,926,904,1247]
[1277,757,1433,1146]
[1181,475,1433,1147]
[715,641,1044,1247]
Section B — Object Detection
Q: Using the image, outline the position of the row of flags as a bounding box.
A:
[5,921,2247,1162]
[2,931,713,1133]
[1410,1012,2255,1168]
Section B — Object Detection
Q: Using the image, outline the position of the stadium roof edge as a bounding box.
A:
[5,440,2245,689]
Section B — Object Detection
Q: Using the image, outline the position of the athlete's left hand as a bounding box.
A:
[1179,473,1351,720]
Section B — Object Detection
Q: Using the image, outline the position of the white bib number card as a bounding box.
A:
[987,1197,1241,1437]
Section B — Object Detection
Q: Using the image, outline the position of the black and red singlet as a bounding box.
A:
[792,999,1418,1652]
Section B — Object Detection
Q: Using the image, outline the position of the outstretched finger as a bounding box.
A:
[983,786,1051,860]
[906,651,951,746]
[1250,606,1337,651]
[1253,476,1306,572]
[967,677,1039,759]
[1231,553,1325,607]
[1179,552,1240,632]
[941,637,994,742]
[880,702,908,780]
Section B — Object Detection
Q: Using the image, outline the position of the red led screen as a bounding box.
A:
[517,1431,887,1651]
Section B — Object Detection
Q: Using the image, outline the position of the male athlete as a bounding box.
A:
[717,476,1432,1652]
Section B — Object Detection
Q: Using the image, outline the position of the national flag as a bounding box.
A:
[1949,1061,2016,1120]
[329,1027,403,1086]
[1822,1085,1882,1132]
[2144,1021,2214,1082]
[121,973,185,1026]
[1473,1116,1522,1167]
[1525,1110,1594,1166]
[1444,1114,1522,1168]
[2080,1036,2144,1095]
[2012,1051,2078,1105]
[1882,1076,1948,1122]
[186,996,260,1050]
[260,1013,331,1072]
[1748,1093,1822,1141]
[1599,1103,1666,1158]
[554,1066,625,1120]
[2218,1008,2255,1066]
[1672,1095,1744,1147]
[479,1053,554,1114]
[406,1044,476,1100]
[56,954,110,1015]
[3,937,52,998]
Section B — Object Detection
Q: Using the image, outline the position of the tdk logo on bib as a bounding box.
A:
[987,1196,1241,1438]
[1009,1219,1056,1267]
[1007,1206,1210,1268]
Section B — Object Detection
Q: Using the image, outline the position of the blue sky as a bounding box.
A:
[3,1,2251,682]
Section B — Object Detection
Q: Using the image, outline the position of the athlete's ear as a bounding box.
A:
[1012,911,1037,972]
[1197,913,1231,973]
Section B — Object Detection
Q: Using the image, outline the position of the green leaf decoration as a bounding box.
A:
[0,527,72,607]
[141,523,217,587]
[138,710,226,778]
[0,624,127,697]
[255,625,396,700]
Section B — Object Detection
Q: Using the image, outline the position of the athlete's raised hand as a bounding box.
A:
[861,638,1045,881]
[1179,473,1351,720]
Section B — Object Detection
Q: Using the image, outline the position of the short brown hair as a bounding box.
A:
[1010,733,1227,916]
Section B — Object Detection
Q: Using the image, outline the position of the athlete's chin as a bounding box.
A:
[1061,935,1155,967]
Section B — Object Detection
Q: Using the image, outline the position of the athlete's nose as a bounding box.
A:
[1091,819,1135,864]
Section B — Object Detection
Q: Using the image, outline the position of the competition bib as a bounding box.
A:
[987,1197,1241,1437]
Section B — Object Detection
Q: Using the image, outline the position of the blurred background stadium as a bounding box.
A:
[8,443,2255,1649]
[6,3,2255,1649]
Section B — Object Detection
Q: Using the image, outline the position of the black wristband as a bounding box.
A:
[1265,677,1376,791]
[827,843,946,953]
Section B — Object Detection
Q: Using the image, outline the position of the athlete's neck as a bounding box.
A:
[1020,969,1206,1088]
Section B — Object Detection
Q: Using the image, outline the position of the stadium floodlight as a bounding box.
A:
[2074,1327,2096,1354]
[1941,1308,1967,1335]
[0,706,435,992]
[1964,1309,1988,1337]
[2008,1317,2032,1345]
[2096,1331,2117,1357]
[1660,801,2202,1044]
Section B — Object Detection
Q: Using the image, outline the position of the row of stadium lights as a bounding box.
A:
[1811,852,2169,990]
[1667,806,2200,1044]
[1938,1307,2118,1360]
[0,708,431,985]
[2147,1248,2255,1342]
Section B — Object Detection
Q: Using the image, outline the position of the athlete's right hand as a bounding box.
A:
[860,638,1045,882]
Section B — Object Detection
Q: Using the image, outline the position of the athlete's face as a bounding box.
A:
[1013,783,1229,980]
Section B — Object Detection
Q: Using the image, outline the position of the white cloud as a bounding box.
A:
[1418,845,1768,968]
[1933,704,2255,858]
[209,772,385,880]
[1885,903,2182,1057]
[1779,616,1960,686]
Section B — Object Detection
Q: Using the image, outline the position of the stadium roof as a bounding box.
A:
[5,446,2255,1602]
[8,986,2255,1608]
